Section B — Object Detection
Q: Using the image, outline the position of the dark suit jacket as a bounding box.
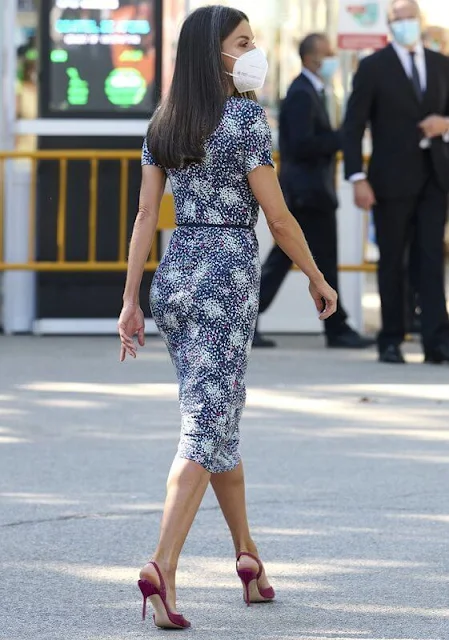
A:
[343,44,449,198]
[279,73,342,213]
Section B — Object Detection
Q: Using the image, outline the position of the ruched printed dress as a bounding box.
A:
[142,97,274,473]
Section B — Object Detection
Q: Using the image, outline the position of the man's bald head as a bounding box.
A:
[387,0,422,48]
[388,0,421,23]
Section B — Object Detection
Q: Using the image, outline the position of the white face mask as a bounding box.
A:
[222,48,268,93]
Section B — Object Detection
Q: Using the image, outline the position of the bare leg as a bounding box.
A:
[210,461,271,590]
[140,457,210,612]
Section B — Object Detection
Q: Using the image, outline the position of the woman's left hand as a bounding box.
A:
[118,303,145,361]
[308,277,338,321]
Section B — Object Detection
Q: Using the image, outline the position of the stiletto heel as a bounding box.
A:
[137,562,191,629]
[236,551,275,606]
[236,567,256,606]
[142,592,146,620]
[138,579,158,620]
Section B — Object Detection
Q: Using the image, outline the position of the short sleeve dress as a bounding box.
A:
[142,97,274,473]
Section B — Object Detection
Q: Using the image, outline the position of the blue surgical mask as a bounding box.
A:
[319,57,339,80]
[390,18,421,47]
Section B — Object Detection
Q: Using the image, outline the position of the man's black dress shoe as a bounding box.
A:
[327,329,376,349]
[379,344,406,364]
[424,343,449,364]
[252,330,276,348]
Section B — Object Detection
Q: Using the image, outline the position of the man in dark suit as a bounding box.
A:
[254,33,374,349]
[343,0,449,364]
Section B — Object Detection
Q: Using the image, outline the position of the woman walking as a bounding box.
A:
[118,5,337,630]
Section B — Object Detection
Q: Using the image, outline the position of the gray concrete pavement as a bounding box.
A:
[1,334,449,640]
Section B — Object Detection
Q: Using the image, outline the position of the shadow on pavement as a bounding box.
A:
[1,336,448,639]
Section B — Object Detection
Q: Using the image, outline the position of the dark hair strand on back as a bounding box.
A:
[146,5,250,169]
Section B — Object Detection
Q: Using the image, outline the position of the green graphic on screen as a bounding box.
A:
[66,68,89,106]
[51,49,68,63]
[48,0,156,113]
[119,50,144,62]
[104,68,147,107]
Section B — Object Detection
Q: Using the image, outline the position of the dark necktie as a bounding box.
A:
[318,88,328,114]
[409,51,422,100]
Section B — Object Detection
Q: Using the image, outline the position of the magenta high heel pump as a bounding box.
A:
[236,551,275,606]
[137,561,191,629]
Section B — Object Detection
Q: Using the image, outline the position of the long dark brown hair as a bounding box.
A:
[147,5,254,169]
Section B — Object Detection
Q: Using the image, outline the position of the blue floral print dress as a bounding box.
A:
[142,97,274,473]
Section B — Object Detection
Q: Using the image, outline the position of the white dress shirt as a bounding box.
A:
[391,40,426,91]
[302,67,324,93]
[349,41,449,183]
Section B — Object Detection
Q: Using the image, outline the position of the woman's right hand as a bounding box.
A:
[308,276,338,321]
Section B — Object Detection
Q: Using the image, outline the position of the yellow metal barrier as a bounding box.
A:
[0,149,376,273]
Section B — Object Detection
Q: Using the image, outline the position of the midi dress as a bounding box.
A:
[142,97,274,473]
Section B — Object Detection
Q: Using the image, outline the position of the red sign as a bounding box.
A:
[338,34,388,50]
[338,0,389,51]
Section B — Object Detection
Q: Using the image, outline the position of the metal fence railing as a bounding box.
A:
[0,149,376,273]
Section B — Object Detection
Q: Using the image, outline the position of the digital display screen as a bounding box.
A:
[49,0,157,113]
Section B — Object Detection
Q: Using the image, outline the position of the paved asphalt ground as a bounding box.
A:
[1,334,448,640]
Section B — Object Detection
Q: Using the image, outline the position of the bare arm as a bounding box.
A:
[118,164,166,360]
[122,164,166,304]
[248,165,337,318]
